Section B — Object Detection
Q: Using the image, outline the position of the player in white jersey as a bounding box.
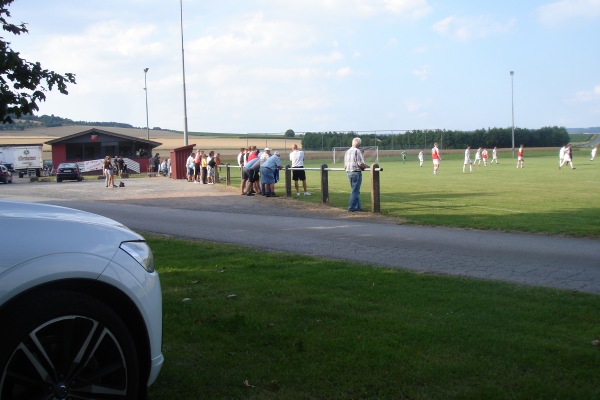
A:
[463,146,473,173]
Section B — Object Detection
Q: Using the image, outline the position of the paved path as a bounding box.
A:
[1,176,599,294]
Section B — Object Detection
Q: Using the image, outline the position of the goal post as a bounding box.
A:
[332,146,379,164]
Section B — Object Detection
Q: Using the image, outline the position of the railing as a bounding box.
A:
[220,163,383,213]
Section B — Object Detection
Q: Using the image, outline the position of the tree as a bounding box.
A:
[284,129,295,138]
[0,0,76,124]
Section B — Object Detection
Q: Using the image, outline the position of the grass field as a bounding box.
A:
[226,148,599,238]
[146,236,600,400]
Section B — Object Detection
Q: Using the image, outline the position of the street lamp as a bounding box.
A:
[510,70,515,158]
[180,0,189,146]
[144,67,150,149]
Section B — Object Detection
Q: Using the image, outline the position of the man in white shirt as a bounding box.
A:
[290,144,311,196]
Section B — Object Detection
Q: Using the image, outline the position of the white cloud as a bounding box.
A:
[433,15,516,40]
[537,0,600,25]
[261,0,431,19]
[412,65,430,81]
[565,85,600,103]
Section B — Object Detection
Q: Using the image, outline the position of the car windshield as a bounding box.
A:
[59,163,78,169]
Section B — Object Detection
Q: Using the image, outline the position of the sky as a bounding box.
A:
[6,0,600,133]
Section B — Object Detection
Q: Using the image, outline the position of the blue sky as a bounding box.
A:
[7,0,600,133]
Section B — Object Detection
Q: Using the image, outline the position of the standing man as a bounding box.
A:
[290,144,311,196]
[431,142,441,175]
[463,145,473,173]
[517,144,525,168]
[418,149,424,167]
[590,146,597,161]
[492,147,499,164]
[482,148,488,166]
[344,137,368,212]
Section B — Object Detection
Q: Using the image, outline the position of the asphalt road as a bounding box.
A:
[1,176,599,294]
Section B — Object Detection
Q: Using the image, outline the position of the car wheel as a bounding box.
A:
[0,290,140,400]
[56,178,62,183]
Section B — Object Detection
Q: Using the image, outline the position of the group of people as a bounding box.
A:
[236,144,312,198]
[185,150,221,184]
[102,155,127,188]
[463,146,499,172]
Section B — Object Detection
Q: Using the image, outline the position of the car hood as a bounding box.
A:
[0,201,144,271]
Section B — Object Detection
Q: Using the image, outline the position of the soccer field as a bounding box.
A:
[301,150,600,237]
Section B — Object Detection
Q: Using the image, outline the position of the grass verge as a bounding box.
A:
[147,236,600,400]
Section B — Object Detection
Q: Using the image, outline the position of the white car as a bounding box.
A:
[0,201,163,399]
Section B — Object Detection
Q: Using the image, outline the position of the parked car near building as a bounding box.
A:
[56,162,83,182]
[0,165,12,184]
[0,201,164,399]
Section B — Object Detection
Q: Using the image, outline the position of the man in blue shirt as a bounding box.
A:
[260,151,283,197]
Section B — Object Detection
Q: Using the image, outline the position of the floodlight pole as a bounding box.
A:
[510,70,515,158]
[180,0,189,146]
[144,67,150,153]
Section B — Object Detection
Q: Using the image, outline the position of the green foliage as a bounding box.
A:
[147,236,600,399]
[284,129,295,137]
[0,0,76,123]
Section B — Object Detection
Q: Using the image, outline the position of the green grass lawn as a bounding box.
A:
[147,237,600,400]
[237,149,599,237]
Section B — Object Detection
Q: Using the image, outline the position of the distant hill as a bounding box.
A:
[567,127,600,134]
[0,114,178,133]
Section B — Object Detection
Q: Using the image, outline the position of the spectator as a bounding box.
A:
[207,151,215,184]
[243,151,261,196]
[186,151,195,182]
[261,150,283,197]
[344,137,368,212]
[290,143,311,196]
[153,153,160,173]
[201,153,208,184]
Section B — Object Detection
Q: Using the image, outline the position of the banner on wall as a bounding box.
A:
[78,158,140,173]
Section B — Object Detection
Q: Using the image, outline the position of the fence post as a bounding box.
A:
[371,163,380,213]
[321,164,329,205]
[285,165,292,197]
[225,164,231,186]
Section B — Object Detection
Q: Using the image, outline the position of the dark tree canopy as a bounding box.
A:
[284,129,295,138]
[0,0,76,124]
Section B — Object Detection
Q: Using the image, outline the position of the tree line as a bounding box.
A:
[300,126,570,151]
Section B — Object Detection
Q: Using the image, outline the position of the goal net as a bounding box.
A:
[332,146,379,164]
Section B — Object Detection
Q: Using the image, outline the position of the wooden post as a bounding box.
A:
[371,164,380,213]
[321,164,329,205]
[285,165,292,197]
[225,163,231,186]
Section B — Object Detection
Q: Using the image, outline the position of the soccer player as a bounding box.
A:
[463,145,473,173]
[491,147,499,164]
[418,149,424,167]
[431,143,441,175]
[482,148,488,166]
[517,144,524,168]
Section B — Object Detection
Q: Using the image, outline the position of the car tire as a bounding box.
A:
[0,290,141,400]
[57,178,62,183]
